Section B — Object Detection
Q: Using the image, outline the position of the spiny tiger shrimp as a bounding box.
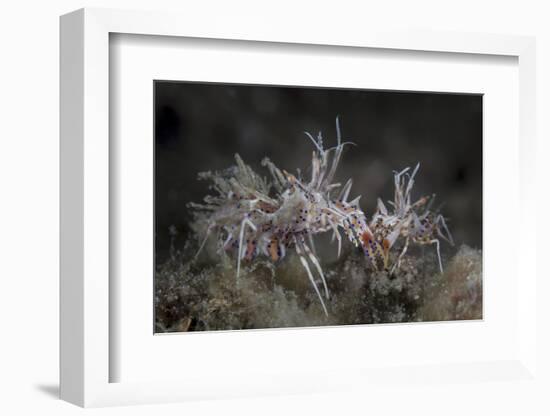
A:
[365,163,454,274]
[189,118,370,316]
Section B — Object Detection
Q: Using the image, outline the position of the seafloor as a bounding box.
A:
[154,239,482,332]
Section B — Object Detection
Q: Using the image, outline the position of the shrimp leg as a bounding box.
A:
[195,223,214,259]
[295,240,328,316]
[391,236,409,275]
[430,239,443,273]
[301,239,329,300]
[328,218,342,258]
[236,217,257,283]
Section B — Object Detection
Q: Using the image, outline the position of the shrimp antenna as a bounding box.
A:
[304,131,324,153]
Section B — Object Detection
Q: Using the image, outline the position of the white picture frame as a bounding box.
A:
[60,7,537,408]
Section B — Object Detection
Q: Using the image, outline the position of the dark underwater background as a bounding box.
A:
[154,81,482,264]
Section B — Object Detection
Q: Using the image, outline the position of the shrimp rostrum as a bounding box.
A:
[189,118,369,316]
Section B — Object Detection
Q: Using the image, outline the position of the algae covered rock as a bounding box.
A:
[155,241,482,332]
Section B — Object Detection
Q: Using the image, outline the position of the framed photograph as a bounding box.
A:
[60,8,537,407]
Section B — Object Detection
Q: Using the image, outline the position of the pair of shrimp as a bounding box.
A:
[190,119,453,315]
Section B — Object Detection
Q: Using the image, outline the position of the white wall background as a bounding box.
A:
[0,1,548,415]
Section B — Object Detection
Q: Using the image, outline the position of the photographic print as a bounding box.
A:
[154,81,482,333]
